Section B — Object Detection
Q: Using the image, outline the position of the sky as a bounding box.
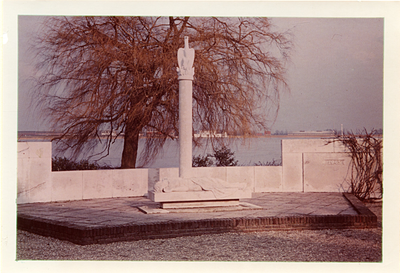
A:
[271,18,383,133]
[17,16,383,133]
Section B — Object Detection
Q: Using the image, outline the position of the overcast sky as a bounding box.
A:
[18,16,383,133]
[271,17,383,133]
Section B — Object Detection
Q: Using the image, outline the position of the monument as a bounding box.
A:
[149,37,251,209]
[177,36,195,179]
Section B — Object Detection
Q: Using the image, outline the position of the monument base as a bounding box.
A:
[138,201,262,214]
[149,189,252,209]
[161,199,239,209]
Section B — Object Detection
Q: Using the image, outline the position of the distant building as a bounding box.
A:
[288,130,335,136]
[18,131,63,138]
[194,131,228,138]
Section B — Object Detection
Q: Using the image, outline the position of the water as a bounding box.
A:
[51,137,285,168]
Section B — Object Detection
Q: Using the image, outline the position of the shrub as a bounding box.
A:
[192,154,214,167]
[213,146,238,166]
[193,146,238,167]
[254,159,282,166]
[52,156,101,171]
[327,128,382,201]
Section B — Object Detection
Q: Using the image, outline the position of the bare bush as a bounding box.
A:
[328,129,382,201]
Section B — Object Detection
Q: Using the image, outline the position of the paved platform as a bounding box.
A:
[17,192,377,245]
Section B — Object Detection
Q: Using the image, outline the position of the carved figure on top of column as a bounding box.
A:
[177,36,195,80]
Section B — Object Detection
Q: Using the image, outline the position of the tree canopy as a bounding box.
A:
[32,16,292,168]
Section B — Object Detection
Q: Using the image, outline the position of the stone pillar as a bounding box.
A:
[178,79,193,178]
[177,37,195,178]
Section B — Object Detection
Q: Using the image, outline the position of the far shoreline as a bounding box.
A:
[17,134,366,142]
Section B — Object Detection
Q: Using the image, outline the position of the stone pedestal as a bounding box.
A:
[149,190,252,209]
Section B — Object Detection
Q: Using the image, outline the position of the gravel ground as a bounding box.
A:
[16,202,382,262]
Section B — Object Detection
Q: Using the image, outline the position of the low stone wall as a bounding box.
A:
[51,169,148,202]
[18,142,52,203]
[282,138,351,192]
[17,142,148,204]
[17,139,354,204]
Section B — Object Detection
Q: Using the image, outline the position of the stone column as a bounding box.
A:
[177,37,195,178]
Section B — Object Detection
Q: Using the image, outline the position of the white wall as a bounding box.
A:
[17,139,358,204]
[18,142,52,203]
[281,139,352,193]
[17,142,148,204]
[52,168,148,202]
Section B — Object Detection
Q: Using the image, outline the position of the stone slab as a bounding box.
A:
[149,190,252,203]
[111,169,148,197]
[138,206,171,214]
[281,153,303,192]
[161,200,240,209]
[52,171,83,201]
[138,202,262,214]
[17,142,52,204]
[18,142,52,159]
[254,166,282,192]
[226,166,255,191]
[82,170,114,200]
[303,152,351,192]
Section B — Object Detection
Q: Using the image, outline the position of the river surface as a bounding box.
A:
[21,136,324,168]
[47,136,325,168]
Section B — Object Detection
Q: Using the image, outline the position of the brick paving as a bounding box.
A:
[17,192,377,245]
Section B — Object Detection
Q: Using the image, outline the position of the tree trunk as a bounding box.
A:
[121,120,140,169]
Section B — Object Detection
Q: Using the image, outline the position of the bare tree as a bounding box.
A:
[31,16,292,168]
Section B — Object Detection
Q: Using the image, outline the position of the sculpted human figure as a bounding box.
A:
[177,36,195,79]
[153,177,247,199]
[153,177,203,193]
